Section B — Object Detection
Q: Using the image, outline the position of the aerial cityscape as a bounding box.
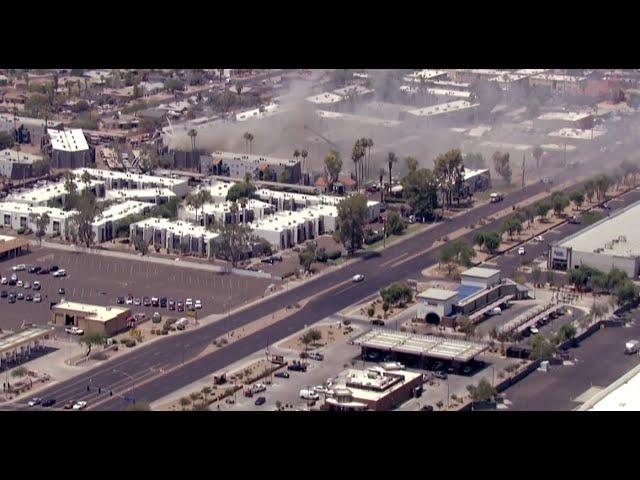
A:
[1,68,640,412]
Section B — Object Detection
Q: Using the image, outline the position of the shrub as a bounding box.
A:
[436,400,444,409]
[152,316,162,324]
[190,392,201,401]
[316,247,328,263]
[220,338,228,345]
[342,319,351,326]
[367,306,375,317]
[179,397,191,406]
[125,339,136,348]
[327,250,342,260]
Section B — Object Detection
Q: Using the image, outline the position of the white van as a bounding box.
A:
[625,340,640,355]
[299,389,319,401]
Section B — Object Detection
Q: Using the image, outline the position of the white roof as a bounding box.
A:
[132,217,219,241]
[404,69,448,81]
[590,367,640,411]
[235,103,287,122]
[73,168,187,189]
[105,188,176,202]
[537,111,593,122]
[332,85,374,97]
[478,141,532,151]
[548,127,607,140]
[540,144,578,153]
[463,168,490,180]
[212,150,299,168]
[48,129,89,152]
[461,266,500,279]
[468,69,511,76]
[315,110,402,127]
[417,288,459,301]
[8,179,103,205]
[0,149,43,164]
[0,201,77,219]
[531,73,586,83]
[407,100,479,118]
[53,301,129,323]
[514,69,550,76]
[305,92,344,104]
[92,201,149,227]
[558,199,640,258]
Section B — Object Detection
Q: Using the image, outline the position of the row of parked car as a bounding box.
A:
[27,397,87,410]
[116,295,202,312]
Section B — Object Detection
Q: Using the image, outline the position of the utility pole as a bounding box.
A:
[564,143,567,167]
[521,154,525,188]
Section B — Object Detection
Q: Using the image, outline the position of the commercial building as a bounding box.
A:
[0,149,48,180]
[417,266,522,325]
[461,168,491,196]
[332,85,375,100]
[529,73,587,95]
[547,127,607,142]
[210,151,302,184]
[51,302,132,336]
[46,129,95,169]
[0,202,76,237]
[0,326,53,370]
[0,234,29,261]
[129,218,220,258]
[72,168,190,197]
[323,366,423,411]
[92,201,150,243]
[534,111,594,131]
[548,199,640,277]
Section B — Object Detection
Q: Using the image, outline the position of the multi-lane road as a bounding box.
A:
[15,138,640,410]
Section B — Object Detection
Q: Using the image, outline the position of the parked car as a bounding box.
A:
[624,340,640,355]
[152,312,161,322]
[177,301,184,312]
[530,326,539,335]
[160,297,167,308]
[65,326,84,336]
[58,287,65,295]
[168,299,176,310]
[32,281,41,291]
[41,398,56,407]
[308,352,324,361]
[16,292,24,300]
[352,274,365,283]
[126,296,134,305]
[288,363,307,372]
[64,400,75,409]
[195,300,202,310]
[261,257,274,264]
[134,298,142,306]
[12,264,26,272]
[38,268,50,275]
[27,397,42,407]
[299,389,319,401]
[433,371,447,380]
[25,294,33,302]
[254,396,266,406]
[72,401,87,410]
[34,294,42,303]
[10,273,18,282]
[28,266,41,274]
[23,281,31,289]
[151,297,159,307]
[0,290,7,298]
[420,405,434,411]
[53,269,66,277]
[533,236,544,242]
[0,277,7,285]
[517,247,526,255]
[17,280,23,288]
[371,319,385,326]
[568,216,581,225]
[143,297,151,307]
[274,371,290,379]
[50,265,59,272]
[116,296,125,305]
[8,295,15,303]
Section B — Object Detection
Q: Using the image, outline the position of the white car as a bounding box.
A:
[72,401,88,410]
[33,294,42,303]
[27,397,42,407]
[195,300,202,310]
[0,277,7,285]
[533,236,544,242]
[12,264,26,272]
[65,326,84,336]
[517,247,526,255]
[17,280,24,288]
[352,274,365,283]
[529,326,539,334]
[251,383,267,394]
[126,297,134,305]
[53,269,66,277]
[313,385,331,395]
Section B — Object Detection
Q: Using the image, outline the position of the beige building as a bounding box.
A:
[51,302,132,336]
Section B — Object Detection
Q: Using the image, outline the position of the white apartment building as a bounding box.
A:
[72,168,190,197]
[129,218,219,258]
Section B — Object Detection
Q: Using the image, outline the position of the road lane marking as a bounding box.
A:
[380,252,408,267]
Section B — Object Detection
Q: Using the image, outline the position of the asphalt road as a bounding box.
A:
[24,147,640,410]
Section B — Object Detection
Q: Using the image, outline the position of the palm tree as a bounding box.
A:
[247,133,254,154]
[351,140,365,192]
[187,129,198,167]
[300,149,308,184]
[63,172,77,209]
[186,192,203,225]
[379,168,385,203]
[293,150,301,176]
[243,132,252,154]
[387,152,398,194]
[198,189,212,225]
[366,138,374,181]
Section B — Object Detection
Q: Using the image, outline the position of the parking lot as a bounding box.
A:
[0,247,275,331]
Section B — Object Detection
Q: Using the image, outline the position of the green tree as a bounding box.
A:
[29,212,50,245]
[164,78,184,92]
[336,194,368,255]
[545,269,555,285]
[405,156,418,173]
[501,217,523,240]
[440,238,476,273]
[278,170,291,183]
[482,231,502,253]
[550,191,570,216]
[401,168,439,220]
[0,131,14,150]
[569,190,585,210]
[492,151,512,184]
[387,152,398,194]
[70,191,100,248]
[380,282,413,306]
[467,378,496,402]
[226,181,256,202]
[78,331,107,357]
[63,172,78,210]
[457,316,476,338]
[386,211,406,236]
[464,152,485,170]
[323,150,343,192]
[351,141,365,191]
[529,335,556,361]
[133,236,151,256]
[616,280,640,308]
[11,366,28,380]
[532,145,544,169]
[209,215,253,268]
[298,243,316,273]
[474,232,486,249]
[584,179,596,204]
[535,201,551,221]
[433,149,465,207]
[558,323,577,343]
[531,266,542,286]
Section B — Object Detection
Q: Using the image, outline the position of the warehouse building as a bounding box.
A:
[51,302,132,336]
[46,129,95,169]
[548,199,640,277]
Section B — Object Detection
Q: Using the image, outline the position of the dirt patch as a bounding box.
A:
[278,323,351,352]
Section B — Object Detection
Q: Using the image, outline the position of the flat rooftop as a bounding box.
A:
[92,201,149,226]
[316,110,403,127]
[132,218,220,241]
[305,92,344,104]
[417,288,459,301]
[406,100,479,117]
[105,188,177,201]
[404,70,448,81]
[74,168,187,189]
[0,149,43,164]
[48,129,89,152]
[537,111,593,122]
[332,85,374,97]
[0,201,77,219]
[462,266,501,278]
[333,368,422,402]
[212,151,300,168]
[8,178,103,205]
[531,73,586,83]
[557,198,640,258]
[354,329,488,363]
[548,127,607,140]
[52,302,130,323]
[478,141,532,151]
[0,326,53,355]
[589,367,640,411]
